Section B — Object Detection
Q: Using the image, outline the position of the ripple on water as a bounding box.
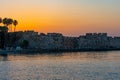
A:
[0,51,120,80]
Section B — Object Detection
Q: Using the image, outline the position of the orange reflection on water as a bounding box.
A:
[1,51,120,63]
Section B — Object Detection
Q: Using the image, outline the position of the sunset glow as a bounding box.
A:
[1,0,120,36]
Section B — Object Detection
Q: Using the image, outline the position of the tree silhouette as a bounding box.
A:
[13,20,18,32]
[8,18,13,32]
[3,18,8,26]
[2,17,18,32]
[0,17,18,48]
[0,17,2,24]
[3,18,13,32]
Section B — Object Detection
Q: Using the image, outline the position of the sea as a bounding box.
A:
[0,51,120,80]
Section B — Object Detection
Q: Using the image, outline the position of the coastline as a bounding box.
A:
[0,48,120,55]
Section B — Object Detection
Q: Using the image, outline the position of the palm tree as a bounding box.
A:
[0,17,2,25]
[3,18,13,32]
[7,18,13,32]
[3,18,8,26]
[13,20,18,32]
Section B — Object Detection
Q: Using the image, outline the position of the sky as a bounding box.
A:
[0,0,120,36]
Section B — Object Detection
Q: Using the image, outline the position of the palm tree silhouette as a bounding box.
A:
[13,20,18,32]
[0,17,2,25]
[3,18,13,32]
[7,18,13,32]
[3,18,8,26]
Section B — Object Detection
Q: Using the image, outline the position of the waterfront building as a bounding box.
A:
[12,30,39,49]
[1,31,120,51]
[63,37,78,50]
[26,33,64,50]
[109,37,120,49]
[78,33,108,50]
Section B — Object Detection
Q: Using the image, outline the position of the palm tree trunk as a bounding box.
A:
[7,25,10,32]
[14,26,16,32]
[11,25,12,32]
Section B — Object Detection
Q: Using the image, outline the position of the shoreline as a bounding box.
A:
[0,48,120,55]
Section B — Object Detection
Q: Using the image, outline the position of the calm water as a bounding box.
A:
[0,51,120,80]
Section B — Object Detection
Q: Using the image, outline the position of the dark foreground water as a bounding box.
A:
[0,51,120,80]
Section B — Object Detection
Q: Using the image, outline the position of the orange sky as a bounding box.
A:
[0,0,120,36]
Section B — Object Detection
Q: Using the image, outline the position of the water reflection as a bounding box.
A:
[0,54,8,61]
[0,51,120,80]
[0,51,120,61]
